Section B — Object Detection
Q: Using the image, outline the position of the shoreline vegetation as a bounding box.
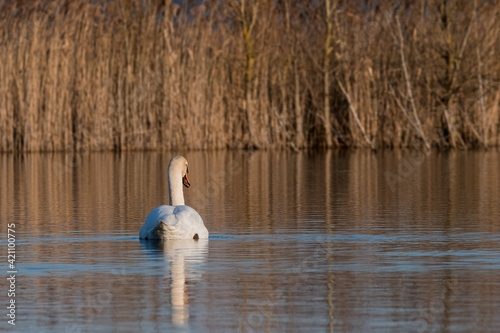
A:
[0,0,499,152]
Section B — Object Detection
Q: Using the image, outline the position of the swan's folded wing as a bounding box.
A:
[139,205,176,239]
[172,205,209,238]
[157,220,190,239]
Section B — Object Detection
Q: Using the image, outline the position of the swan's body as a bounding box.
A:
[140,205,208,240]
[139,156,209,240]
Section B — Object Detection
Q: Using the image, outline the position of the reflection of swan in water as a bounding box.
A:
[140,238,208,327]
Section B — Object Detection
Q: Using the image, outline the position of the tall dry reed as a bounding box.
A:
[0,0,499,152]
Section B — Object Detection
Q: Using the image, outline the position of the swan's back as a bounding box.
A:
[139,205,209,240]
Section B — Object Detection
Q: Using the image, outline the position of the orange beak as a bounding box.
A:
[182,171,190,188]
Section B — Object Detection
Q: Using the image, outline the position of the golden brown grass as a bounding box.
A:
[0,0,499,152]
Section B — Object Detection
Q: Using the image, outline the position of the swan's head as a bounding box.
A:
[169,155,190,188]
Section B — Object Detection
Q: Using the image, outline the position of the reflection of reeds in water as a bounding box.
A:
[1,1,500,151]
[1,150,499,239]
[1,151,500,330]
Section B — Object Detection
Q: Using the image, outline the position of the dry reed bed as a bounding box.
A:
[0,0,499,151]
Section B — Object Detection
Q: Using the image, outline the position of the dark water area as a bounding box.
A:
[0,150,499,332]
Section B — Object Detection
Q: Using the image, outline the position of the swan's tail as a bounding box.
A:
[157,221,197,240]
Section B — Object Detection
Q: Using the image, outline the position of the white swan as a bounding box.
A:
[139,156,209,240]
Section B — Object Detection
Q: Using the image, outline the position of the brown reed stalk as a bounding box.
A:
[0,0,499,152]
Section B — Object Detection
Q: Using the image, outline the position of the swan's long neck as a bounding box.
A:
[168,165,185,206]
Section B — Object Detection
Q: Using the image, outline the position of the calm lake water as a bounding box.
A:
[0,150,499,332]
